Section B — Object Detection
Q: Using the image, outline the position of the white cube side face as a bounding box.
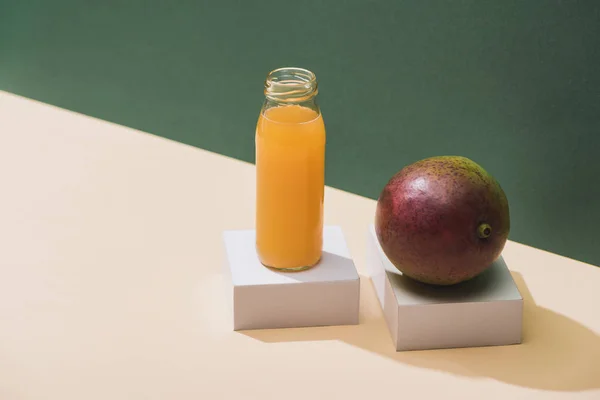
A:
[366,228,386,309]
[233,281,359,330]
[396,300,523,351]
[366,231,400,346]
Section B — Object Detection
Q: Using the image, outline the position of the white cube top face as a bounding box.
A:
[367,224,523,351]
[223,226,360,330]
[224,226,359,286]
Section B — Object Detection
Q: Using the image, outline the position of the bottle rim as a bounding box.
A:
[264,67,318,102]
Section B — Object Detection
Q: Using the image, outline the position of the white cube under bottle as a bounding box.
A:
[366,224,523,351]
[222,226,360,330]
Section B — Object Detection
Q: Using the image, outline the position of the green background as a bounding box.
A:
[1,1,599,266]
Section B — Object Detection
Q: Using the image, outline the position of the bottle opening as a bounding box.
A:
[264,67,318,103]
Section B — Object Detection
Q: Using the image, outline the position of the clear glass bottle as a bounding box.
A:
[255,67,326,271]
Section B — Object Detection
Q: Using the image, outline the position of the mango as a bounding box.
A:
[375,156,510,285]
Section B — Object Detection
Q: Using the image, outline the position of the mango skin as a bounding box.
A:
[375,156,510,285]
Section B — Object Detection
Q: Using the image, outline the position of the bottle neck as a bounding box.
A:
[264,67,318,105]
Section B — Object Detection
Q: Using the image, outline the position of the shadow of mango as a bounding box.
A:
[242,272,600,392]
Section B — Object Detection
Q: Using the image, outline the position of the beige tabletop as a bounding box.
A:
[0,90,599,399]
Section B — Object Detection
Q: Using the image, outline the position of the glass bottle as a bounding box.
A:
[255,67,326,271]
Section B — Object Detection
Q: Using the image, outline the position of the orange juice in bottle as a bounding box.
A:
[255,67,325,271]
